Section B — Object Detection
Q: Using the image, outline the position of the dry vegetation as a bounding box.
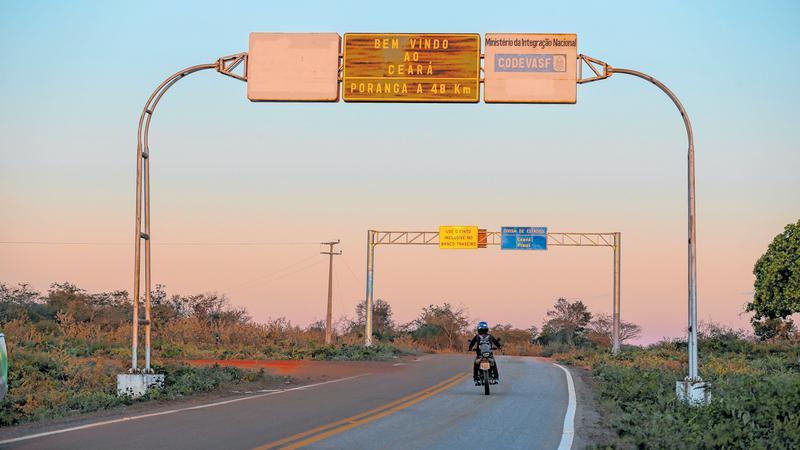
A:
[0,282,404,425]
[3,280,796,448]
[2,281,607,425]
[555,323,799,448]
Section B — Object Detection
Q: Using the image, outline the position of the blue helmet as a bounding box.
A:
[477,321,489,334]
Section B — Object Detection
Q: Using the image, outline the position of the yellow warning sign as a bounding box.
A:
[439,226,479,249]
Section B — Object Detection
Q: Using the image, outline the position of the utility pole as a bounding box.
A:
[321,240,342,345]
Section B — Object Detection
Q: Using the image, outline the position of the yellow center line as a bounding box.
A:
[253,373,464,450]
[254,372,468,450]
[279,374,468,450]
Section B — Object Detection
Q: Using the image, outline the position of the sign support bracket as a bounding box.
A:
[217,52,248,81]
[577,54,612,84]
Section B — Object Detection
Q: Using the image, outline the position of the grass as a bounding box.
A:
[305,343,410,361]
[555,337,800,449]
[0,346,282,426]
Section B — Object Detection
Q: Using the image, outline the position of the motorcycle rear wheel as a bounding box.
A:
[483,369,490,395]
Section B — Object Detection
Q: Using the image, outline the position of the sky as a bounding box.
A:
[1,0,799,344]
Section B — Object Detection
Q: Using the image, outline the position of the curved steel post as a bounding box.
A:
[132,61,224,372]
[609,68,699,381]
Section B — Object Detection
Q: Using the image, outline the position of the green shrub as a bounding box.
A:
[154,341,185,359]
[144,364,275,400]
[66,390,125,413]
[562,336,800,449]
[541,341,572,357]
[0,353,277,426]
[307,343,406,361]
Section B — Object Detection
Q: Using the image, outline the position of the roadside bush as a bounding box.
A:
[541,341,573,357]
[145,364,267,399]
[559,334,800,448]
[309,343,407,361]
[0,335,280,426]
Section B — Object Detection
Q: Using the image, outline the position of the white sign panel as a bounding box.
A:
[247,33,341,102]
[484,33,578,104]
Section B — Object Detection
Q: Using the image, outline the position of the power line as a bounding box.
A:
[157,242,321,246]
[235,259,325,292]
[0,241,321,246]
[269,259,325,282]
[0,241,124,246]
[340,255,363,287]
[230,254,320,290]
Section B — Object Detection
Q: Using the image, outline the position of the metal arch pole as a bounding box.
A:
[364,230,376,346]
[132,62,217,372]
[612,232,621,354]
[143,144,151,371]
[610,68,699,381]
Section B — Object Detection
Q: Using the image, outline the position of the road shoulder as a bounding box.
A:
[567,365,617,449]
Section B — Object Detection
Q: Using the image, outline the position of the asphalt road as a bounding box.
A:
[0,355,574,450]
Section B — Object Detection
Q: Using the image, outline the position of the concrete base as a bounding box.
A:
[676,380,710,406]
[117,373,164,398]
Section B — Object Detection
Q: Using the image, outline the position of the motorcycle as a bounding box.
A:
[475,340,498,396]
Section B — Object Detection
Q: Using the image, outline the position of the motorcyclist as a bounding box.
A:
[468,321,502,385]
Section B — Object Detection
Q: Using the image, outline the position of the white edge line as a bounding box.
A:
[0,373,370,445]
[554,363,577,450]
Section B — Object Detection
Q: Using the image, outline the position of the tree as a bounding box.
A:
[306,320,326,333]
[46,282,91,321]
[747,220,800,338]
[0,282,43,322]
[163,292,250,326]
[410,303,469,351]
[354,298,395,339]
[586,313,642,347]
[529,325,539,344]
[538,298,592,346]
[490,323,535,346]
[752,317,796,341]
